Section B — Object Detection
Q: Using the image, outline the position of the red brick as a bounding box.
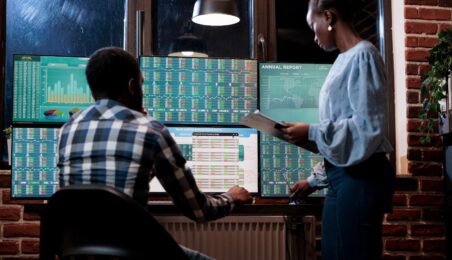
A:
[419,64,433,76]
[408,148,423,161]
[410,256,446,260]
[3,257,39,260]
[406,63,419,75]
[409,162,443,176]
[406,50,431,62]
[408,133,442,147]
[421,149,443,161]
[21,239,40,254]
[419,8,451,20]
[405,0,439,5]
[407,148,443,162]
[423,239,445,252]
[420,179,443,191]
[385,239,421,251]
[439,24,452,31]
[23,210,41,221]
[0,173,11,188]
[383,224,408,236]
[0,206,21,221]
[423,208,445,221]
[383,255,406,260]
[3,223,40,238]
[405,22,438,34]
[0,240,20,254]
[387,209,422,221]
[405,7,419,19]
[407,91,420,104]
[410,194,444,206]
[393,194,408,206]
[411,224,444,236]
[418,37,440,48]
[406,76,422,89]
[407,119,424,132]
[395,177,419,191]
[439,0,452,6]
[406,36,419,47]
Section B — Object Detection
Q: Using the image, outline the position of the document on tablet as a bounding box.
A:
[240,110,319,153]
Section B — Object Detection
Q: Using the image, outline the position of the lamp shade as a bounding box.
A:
[192,0,240,26]
[168,33,208,57]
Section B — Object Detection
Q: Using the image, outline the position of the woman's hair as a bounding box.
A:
[309,0,364,23]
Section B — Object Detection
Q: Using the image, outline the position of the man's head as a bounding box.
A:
[86,47,143,112]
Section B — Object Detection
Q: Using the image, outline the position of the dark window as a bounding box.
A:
[152,0,253,59]
[1,0,126,163]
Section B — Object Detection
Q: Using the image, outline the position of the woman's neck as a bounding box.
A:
[334,22,362,53]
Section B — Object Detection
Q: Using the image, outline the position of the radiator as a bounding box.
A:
[155,215,316,260]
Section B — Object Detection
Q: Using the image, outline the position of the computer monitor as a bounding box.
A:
[259,62,332,197]
[13,55,93,123]
[11,127,59,198]
[149,126,259,193]
[139,56,258,125]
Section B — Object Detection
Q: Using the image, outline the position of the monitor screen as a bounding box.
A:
[11,127,59,198]
[13,55,93,123]
[259,63,332,197]
[149,126,259,193]
[140,56,258,125]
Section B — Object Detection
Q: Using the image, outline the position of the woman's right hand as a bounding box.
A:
[281,122,310,146]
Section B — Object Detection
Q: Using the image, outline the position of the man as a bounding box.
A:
[57,47,252,259]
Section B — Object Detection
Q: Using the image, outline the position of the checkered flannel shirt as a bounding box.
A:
[58,99,235,222]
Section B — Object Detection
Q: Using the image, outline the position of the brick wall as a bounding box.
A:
[0,170,41,259]
[382,0,452,259]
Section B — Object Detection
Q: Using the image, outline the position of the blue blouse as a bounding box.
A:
[308,40,393,168]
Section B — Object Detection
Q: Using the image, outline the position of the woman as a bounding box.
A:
[282,0,395,259]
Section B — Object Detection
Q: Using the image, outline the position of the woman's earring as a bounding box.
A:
[328,25,333,31]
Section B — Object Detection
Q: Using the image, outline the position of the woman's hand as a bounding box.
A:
[290,180,317,198]
[281,122,310,146]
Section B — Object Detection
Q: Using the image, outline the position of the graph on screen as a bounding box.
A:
[140,56,258,125]
[149,127,258,193]
[13,55,93,123]
[11,127,59,198]
[259,63,331,197]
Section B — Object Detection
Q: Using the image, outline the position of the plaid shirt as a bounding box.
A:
[58,99,235,222]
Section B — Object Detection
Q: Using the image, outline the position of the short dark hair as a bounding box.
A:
[310,0,363,23]
[85,47,140,100]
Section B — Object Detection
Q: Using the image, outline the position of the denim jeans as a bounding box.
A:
[321,153,395,260]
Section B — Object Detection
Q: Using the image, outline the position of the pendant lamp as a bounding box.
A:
[192,0,240,26]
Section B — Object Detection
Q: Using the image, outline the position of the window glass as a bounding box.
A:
[153,0,252,59]
[2,0,126,163]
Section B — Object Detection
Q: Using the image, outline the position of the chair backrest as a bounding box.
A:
[40,184,188,260]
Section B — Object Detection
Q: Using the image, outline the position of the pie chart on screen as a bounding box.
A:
[43,110,64,119]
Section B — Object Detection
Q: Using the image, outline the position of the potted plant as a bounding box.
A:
[419,29,452,143]
[3,126,12,165]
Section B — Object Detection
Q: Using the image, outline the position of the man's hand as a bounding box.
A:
[227,185,253,204]
[290,180,317,198]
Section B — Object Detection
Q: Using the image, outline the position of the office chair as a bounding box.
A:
[39,184,189,260]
